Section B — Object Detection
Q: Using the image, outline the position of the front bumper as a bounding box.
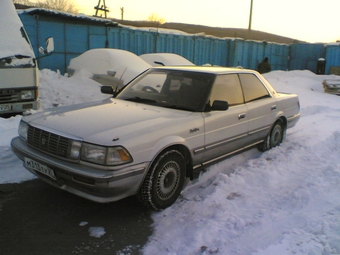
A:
[11,136,148,203]
[0,100,40,115]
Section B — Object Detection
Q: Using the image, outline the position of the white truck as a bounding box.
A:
[0,0,54,116]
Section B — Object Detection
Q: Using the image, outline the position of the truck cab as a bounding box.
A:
[0,0,54,116]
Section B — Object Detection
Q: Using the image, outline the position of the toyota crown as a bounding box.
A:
[11,66,300,210]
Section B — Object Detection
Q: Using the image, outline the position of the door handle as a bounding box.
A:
[238,113,246,119]
[271,105,277,111]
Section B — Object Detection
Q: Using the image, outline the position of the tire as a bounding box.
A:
[137,150,186,210]
[258,121,284,152]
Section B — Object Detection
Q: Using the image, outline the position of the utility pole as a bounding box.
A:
[120,7,124,20]
[248,0,253,31]
[94,0,109,18]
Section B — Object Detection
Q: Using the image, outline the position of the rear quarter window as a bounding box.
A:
[239,74,271,102]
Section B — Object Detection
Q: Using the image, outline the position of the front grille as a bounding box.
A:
[27,126,71,159]
[0,89,19,104]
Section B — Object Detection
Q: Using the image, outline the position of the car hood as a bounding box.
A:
[23,98,195,145]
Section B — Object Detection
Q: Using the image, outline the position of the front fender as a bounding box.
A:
[148,135,190,163]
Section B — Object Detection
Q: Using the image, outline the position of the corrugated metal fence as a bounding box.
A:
[19,10,340,75]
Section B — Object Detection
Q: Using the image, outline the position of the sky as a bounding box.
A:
[2,55,340,253]
[73,0,340,43]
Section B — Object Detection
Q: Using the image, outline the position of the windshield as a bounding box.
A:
[116,69,214,112]
[0,54,35,68]
[0,0,36,62]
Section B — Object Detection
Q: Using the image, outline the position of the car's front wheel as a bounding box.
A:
[137,150,186,210]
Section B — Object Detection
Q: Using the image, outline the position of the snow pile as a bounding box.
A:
[88,227,106,238]
[0,116,35,184]
[38,69,109,109]
[67,49,151,85]
[79,221,89,227]
[1,68,340,254]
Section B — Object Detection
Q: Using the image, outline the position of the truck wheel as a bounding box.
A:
[258,121,284,152]
[137,150,186,210]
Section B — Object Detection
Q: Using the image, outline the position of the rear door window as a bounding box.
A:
[209,74,244,106]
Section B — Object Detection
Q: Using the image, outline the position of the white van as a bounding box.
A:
[0,0,53,115]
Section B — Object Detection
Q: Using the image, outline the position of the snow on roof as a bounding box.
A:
[139,53,195,66]
[0,0,35,59]
[68,48,151,83]
[18,7,291,45]
[21,8,118,26]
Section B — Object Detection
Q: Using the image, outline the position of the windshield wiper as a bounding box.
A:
[124,98,194,111]
[124,97,157,104]
[14,54,31,59]
[161,103,194,111]
[0,54,31,61]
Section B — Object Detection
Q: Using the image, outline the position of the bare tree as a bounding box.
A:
[13,0,34,4]
[148,13,165,24]
[35,0,79,14]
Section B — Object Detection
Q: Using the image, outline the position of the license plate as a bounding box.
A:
[24,157,56,180]
[0,104,11,112]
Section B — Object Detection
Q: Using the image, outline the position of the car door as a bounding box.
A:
[239,73,278,146]
[200,74,248,164]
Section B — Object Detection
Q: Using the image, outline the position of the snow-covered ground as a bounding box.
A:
[1,68,340,254]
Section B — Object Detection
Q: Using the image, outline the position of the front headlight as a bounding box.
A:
[21,90,35,100]
[18,120,29,140]
[81,143,132,166]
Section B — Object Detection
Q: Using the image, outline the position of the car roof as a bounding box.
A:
[150,65,258,75]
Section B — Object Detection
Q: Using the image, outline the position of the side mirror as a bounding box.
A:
[45,37,54,54]
[211,100,229,111]
[37,37,54,59]
[101,86,114,95]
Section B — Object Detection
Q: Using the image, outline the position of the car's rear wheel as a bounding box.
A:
[258,120,284,152]
[137,150,186,210]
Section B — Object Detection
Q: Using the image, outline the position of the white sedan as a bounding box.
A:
[11,66,300,210]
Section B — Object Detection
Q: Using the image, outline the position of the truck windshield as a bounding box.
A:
[0,54,35,68]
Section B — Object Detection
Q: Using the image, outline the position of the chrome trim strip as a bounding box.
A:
[193,133,248,155]
[287,113,300,122]
[193,140,264,169]
[248,126,271,135]
[110,167,145,179]
[193,147,205,155]
[243,140,263,149]
[28,122,83,141]
[205,133,248,150]
[202,147,245,166]
[193,164,202,170]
